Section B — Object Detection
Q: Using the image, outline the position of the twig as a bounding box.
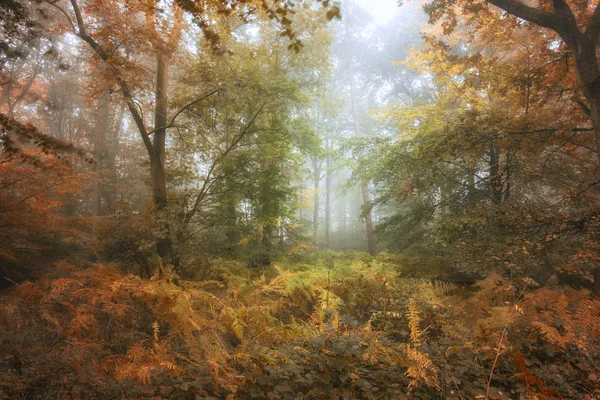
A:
[486,326,507,399]
[146,89,220,136]
[185,102,267,223]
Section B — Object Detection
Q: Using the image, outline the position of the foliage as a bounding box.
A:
[1,251,598,398]
[0,114,93,285]
[2,0,600,398]
[362,1,600,290]
[167,6,334,269]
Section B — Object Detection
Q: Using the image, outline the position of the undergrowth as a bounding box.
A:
[0,251,599,399]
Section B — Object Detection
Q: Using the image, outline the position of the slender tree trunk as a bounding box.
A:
[224,166,239,256]
[503,151,511,203]
[349,59,376,255]
[489,145,503,205]
[152,53,173,262]
[466,171,476,210]
[347,0,376,255]
[93,92,110,216]
[104,101,125,214]
[338,189,346,249]
[311,157,321,244]
[325,148,331,248]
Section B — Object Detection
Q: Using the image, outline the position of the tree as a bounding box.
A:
[46,0,339,265]
[360,1,600,293]
[419,0,600,292]
[425,0,600,148]
[164,8,333,268]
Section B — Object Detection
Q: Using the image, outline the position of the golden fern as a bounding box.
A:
[401,343,440,391]
[430,279,456,296]
[407,298,422,348]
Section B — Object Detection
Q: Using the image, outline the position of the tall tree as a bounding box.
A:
[346,0,376,255]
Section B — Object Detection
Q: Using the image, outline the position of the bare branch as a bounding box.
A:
[508,127,594,135]
[551,0,578,28]
[0,172,38,191]
[184,102,267,223]
[10,61,42,114]
[585,1,600,43]
[46,2,76,32]
[486,0,561,30]
[146,88,220,136]
[68,0,155,159]
[69,0,88,38]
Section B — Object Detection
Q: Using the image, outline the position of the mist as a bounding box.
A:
[1,0,600,398]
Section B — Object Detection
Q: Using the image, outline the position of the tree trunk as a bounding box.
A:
[93,92,110,216]
[104,101,125,214]
[503,151,511,203]
[360,181,376,255]
[466,171,476,210]
[338,188,346,249]
[311,157,321,244]
[349,56,376,256]
[571,37,600,295]
[324,149,331,248]
[152,53,173,263]
[224,166,240,256]
[347,0,376,255]
[488,145,503,205]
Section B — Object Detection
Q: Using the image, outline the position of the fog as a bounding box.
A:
[2,0,600,398]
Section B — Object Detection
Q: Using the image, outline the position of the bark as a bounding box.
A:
[349,56,377,255]
[311,157,321,243]
[360,181,377,255]
[489,145,503,205]
[93,92,110,216]
[104,102,126,214]
[152,53,172,261]
[347,0,376,255]
[503,151,511,203]
[325,149,331,248]
[339,190,346,247]
[224,166,240,255]
[466,171,476,210]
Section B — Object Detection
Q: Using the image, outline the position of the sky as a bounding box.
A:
[354,0,400,25]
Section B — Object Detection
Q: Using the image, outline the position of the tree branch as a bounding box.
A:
[0,172,38,191]
[46,1,76,31]
[184,102,266,224]
[508,127,594,135]
[551,0,578,28]
[585,1,600,43]
[69,0,155,159]
[486,0,560,30]
[10,61,42,114]
[146,88,220,136]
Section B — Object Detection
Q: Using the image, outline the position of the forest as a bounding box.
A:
[1,0,600,398]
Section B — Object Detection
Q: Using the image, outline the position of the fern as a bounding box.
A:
[401,343,440,391]
[407,298,422,348]
[430,279,456,296]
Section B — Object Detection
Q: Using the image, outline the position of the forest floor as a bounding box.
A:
[0,251,599,399]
